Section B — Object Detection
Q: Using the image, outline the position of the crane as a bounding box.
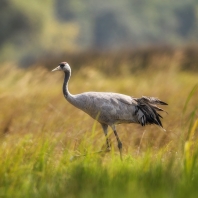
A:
[52,62,167,160]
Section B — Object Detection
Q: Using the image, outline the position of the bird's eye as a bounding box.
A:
[60,64,64,68]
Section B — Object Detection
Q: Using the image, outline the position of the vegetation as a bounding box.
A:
[1,0,198,64]
[0,53,197,197]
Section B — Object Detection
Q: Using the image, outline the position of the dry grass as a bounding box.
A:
[0,55,197,197]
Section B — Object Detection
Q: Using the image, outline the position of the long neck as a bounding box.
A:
[63,70,76,106]
[63,71,71,98]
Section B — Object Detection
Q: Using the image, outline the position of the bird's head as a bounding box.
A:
[52,62,71,72]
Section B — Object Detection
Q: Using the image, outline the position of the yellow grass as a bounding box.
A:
[0,59,197,197]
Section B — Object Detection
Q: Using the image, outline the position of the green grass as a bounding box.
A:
[0,62,198,197]
[1,136,198,198]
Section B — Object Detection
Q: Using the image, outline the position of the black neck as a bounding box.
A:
[63,71,70,98]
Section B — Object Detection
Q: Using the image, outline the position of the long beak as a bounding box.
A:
[51,66,61,72]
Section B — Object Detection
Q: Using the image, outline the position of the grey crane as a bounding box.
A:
[52,62,167,160]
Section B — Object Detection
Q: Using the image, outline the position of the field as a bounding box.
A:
[0,50,198,198]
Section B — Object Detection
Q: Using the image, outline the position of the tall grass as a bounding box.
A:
[183,84,198,180]
[0,60,197,197]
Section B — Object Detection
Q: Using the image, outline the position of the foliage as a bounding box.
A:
[1,0,198,64]
[0,0,79,64]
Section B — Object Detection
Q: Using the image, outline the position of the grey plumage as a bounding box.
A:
[52,62,168,160]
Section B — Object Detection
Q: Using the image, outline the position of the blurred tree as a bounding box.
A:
[0,0,198,65]
[54,0,198,50]
[0,0,37,46]
[0,0,46,63]
[0,0,79,65]
[93,12,130,50]
[175,5,196,38]
[55,0,75,21]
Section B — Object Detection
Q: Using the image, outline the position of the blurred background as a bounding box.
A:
[1,0,198,67]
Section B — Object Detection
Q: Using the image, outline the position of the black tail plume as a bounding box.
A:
[135,96,167,129]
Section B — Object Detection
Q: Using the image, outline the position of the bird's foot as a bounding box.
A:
[119,149,123,161]
[118,142,123,161]
[106,146,111,152]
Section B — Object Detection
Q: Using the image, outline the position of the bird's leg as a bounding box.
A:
[111,125,123,160]
[71,124,111,161]
[114,130,123,160]
[101,123,111,151]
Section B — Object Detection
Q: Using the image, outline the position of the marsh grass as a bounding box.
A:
[0,61,197,197]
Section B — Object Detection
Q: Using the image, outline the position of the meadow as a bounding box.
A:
[0,50,198,198]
